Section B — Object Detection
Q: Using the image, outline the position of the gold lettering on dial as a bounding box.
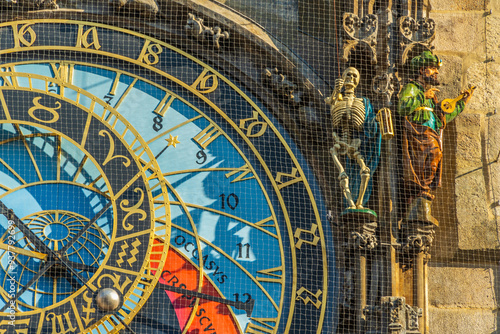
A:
[49,62,74,85]
[275,167,304,190]
[245,318,277,334]
[99,130,131,167]
[12,23,36,48]
[193,124,222,149]
[239,110,268,138]
[46,311,77,334]
[153,92,176,117]
[294,223,320,249]
[256,265,283,283]
[138,40,163,65]
[120,187,147,231]
[296,287,322,309]
[191,68,218,94]
[225,163,255,183]
[76,25,101,50]
[0,67,18,88]
[28,97,61,123]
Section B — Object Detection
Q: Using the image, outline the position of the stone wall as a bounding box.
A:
[429,0,500,332]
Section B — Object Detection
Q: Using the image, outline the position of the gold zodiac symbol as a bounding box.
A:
[28,97,61,123]
[120,188,147,231]
[99,130,131,167]
[81,291,95,326]
[97,273,133,293]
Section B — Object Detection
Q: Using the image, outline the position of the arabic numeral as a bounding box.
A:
[103,94,113,105]
[219,193,239,210]
[237,243,250,258]
[196,150,207,164]
[152,115,163,131]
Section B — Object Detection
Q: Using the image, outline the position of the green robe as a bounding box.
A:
[397,81,465,194]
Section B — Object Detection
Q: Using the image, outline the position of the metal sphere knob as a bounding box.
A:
[96,288,121,312]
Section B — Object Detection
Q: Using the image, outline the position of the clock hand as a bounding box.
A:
[157,282,255,317]
[0,203,98,293]
[0,203,53,255]
[58,201,112,256]
[0,242,47,260]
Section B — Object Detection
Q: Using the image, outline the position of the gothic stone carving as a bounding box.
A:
[343,12,378,64]
[399,16,436,64]
[0,0,58,9]
[185,13,230,49]
[109,0,159,19]
[365,297,422,334]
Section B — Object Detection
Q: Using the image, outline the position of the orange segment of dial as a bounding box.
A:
[151,240,240,333]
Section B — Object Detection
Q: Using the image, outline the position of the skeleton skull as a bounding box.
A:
[342,67,360,91]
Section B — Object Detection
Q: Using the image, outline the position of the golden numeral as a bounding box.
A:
[225,163,255,183]
[275,167,304,190]
[191,68,218,94]
[138,40,163,65]
[81,291,95,327]
[99,130,131,167]
[46,312,77,334]
[50,63,73,85]
[256,266,283,283]
[0,319,30,334]
[115,239,142,268]
[296,287,322,309]
[153,92,176,117]
[12,23,36,48]
[97,273,133,293]
[294,223,320,249]
[239,110,268,138]
[28,97,61,123]
[192,123,222,149]
[120,188,147,231]
[75,25,101,50]
[245,318,277,334]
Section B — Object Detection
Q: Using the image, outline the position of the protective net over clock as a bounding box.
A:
[0,1,494,334]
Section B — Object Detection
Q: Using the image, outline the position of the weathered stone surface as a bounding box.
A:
[430,0,489,11]
[430,12,485,53]
[465,62,500,113]
[429,266,497,308]
[455,114,482,175]
[429,308,497,334]
[437,55,463,104]
[486,15,500,59]
[454,114,500,249]
[109,0,158,18]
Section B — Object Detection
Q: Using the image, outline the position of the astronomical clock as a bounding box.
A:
[0,3,336,333]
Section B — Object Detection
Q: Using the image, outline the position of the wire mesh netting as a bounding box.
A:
[0,1,496,333]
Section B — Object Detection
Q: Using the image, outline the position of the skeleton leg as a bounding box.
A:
[352,151,370,208]
[330,145,356,209]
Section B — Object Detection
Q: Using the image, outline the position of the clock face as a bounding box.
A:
[0,18,335,333]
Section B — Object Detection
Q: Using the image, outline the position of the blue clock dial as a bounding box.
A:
[0,19,334,334]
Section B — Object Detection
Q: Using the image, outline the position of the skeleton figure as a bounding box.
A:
[326,67,380,210]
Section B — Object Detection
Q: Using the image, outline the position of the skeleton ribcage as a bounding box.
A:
[331,98,365,132]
